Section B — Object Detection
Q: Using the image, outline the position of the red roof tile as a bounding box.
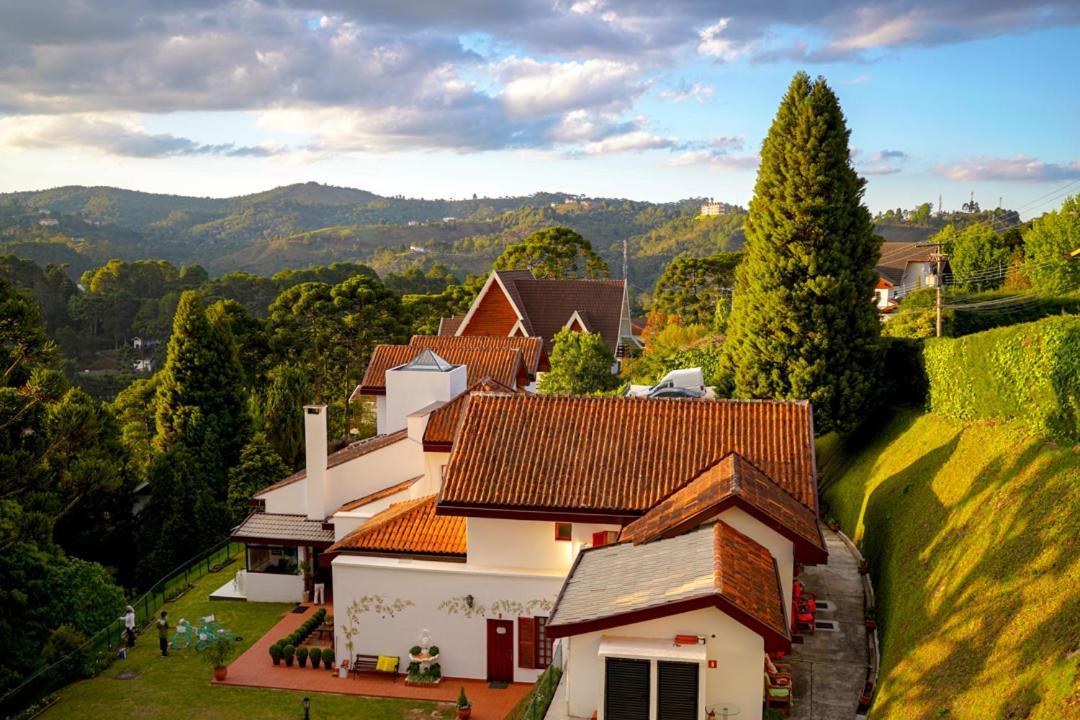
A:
[254,430,409,497]
[422,377,524,451]
[438,316,464,336]
[439,395,817,516]
[409,335,543,376]
[714,522,790,643]
[358,344,525,394]
[328,495,466,557]
[620,453,827,563]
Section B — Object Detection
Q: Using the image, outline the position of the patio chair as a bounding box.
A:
[765,671,793,716]
[792,600,816,636]
[793,581,817,613]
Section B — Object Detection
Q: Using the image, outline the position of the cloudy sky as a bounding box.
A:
[0,0,1078,216]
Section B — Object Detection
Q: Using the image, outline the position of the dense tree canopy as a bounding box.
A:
[720,73,882,434]
[227,434,289,523]
[651,253,741,327]
[538,329,621,395]
[1024,195,1079,294]
[494,227,609,279]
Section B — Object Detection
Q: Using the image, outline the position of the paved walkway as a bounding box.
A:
[788,530,869,719]
[215,604,531,719]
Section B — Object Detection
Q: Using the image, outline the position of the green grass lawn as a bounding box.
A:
[43,557,452,720]
[820,408,1079,719]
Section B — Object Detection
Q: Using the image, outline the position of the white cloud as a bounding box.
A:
[659,81,714,104]
[581,130,676,155]
[935,156,1080,183]
[696,18,752,62]
[664,136,757,171]
[497,57,644,119]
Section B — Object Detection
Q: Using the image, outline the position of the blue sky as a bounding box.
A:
[0,1,1077,217]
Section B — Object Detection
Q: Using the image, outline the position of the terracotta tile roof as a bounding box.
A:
[621,454,826,562]
[335,476,421,513]
[328,495,466,558]
[358,345,525,394]
[439,395,817,516]
[493,271,628,354]
[546,522,789,652]
[438,316,464,336]
[409,335,543,376]
[422,377,524,451]
[254,430,409,497]
[231,513,335,546]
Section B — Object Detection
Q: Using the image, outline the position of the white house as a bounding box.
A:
[236,334,827,720]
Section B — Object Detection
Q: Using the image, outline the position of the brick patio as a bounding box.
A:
[214,604,531,719]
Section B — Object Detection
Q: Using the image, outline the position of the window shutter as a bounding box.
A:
[518,617,536,669]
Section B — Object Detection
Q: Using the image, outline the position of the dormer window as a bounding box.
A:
[554,522,573,542]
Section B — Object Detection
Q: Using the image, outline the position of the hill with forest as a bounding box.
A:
[0,183,749,291]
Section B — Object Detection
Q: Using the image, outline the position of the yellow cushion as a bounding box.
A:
[376,655,398,672]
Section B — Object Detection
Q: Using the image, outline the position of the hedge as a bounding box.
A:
[923,315,1079,443]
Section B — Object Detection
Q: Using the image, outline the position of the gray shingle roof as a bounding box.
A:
[231,513,335,545]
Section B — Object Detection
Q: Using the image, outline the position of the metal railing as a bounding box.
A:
[0,540,244,719]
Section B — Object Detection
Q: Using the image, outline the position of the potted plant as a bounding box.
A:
[864,607,877,630]
[826,516,840,532]
[309,647,322,669]
[269,643,283,666]
[456,686,471,720]
[204,636,236,681]
[322,647,335,670]
[283,644,295,667]
[297,646,309,668]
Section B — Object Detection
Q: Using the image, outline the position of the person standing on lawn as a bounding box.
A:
[123,606,137,647]
[157,611,169,657]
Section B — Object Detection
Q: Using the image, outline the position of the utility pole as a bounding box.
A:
[918,241,948,337]
[622,236,629,281]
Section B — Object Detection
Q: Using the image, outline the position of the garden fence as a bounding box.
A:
[0,539,244,719]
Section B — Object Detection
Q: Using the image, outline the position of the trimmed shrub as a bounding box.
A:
[923,315,1079,442]
[880,337,928,408]
[283,644,295,667]
[309,647,322,667]
[321,648,334,668]
[296,646,308,668]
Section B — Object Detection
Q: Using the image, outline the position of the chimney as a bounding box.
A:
[384,350,467,433]
[304,405,328,521]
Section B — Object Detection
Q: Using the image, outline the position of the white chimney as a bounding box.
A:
[304,404,328,521]
[383,350,468,433]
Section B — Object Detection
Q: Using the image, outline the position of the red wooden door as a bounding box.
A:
[486,619,514,682]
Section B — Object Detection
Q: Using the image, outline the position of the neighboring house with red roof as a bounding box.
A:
[228,342,828,719]
[439,269,642,365]
[876,242,950,307]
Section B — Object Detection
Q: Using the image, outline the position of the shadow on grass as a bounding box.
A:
[857,427,1079,718]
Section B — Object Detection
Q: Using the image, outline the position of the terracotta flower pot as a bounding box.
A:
[456,707,471,720]
[213,666,228,681]
[865,620,877,630]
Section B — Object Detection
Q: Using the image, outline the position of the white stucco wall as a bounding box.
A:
[260,479,307,515]
[384,364,467,434]
[331,555,565,683]
[561,607,765,720]
[466,518,621,572]
[716,507,794,619]
[239,570,305,603]
[375,396,387,434]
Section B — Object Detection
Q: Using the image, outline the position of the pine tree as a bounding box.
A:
[263,363,312,469]
[154,291,249,496]
[226,433,289,523]
[537,329,621,395]
[720,73,882,434]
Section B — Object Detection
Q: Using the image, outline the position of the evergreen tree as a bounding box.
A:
[720,73,882,434]
[494,227,609,279]
[263,363,312,469]
[227,434,289,523]
[537,329,621,395]
[1024,194,1079,293]
[154,291,249,496]
[651,253,740,326]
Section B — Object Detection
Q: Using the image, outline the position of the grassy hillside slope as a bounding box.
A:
[818,409,1079,719]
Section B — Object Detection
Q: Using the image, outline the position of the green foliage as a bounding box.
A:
[820,409,1078,720]
[622,315,722,387]
[720,73,882,434]
[321,648,334,667]
[154,291,250,493]
[456,686,470,709]
[382,263,458,295]
[881,308,954,339]
[651,253,740,326]
[949,223,1009,290]
[537,329,621,396]
[494,227,609,279]
[504,665,563,720]
[1023,194,1079,294]
[922,315,1079,443]
[226,434,289,523]
[42,625,91,681]
[203,636,237,668]
[402,274,485,335]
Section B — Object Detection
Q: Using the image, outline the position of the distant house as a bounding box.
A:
[38,218,59,227]
[876,242,949,302]
[408,244,426,253]
[438,269,641,365]
[874,277,899,313]
[700,202,725,216]
[133,358,154,373]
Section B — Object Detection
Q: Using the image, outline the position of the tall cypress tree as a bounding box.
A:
[721,73,881,434]
[154,291,249,496]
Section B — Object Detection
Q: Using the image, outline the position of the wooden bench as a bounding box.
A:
[352,654,399,681]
